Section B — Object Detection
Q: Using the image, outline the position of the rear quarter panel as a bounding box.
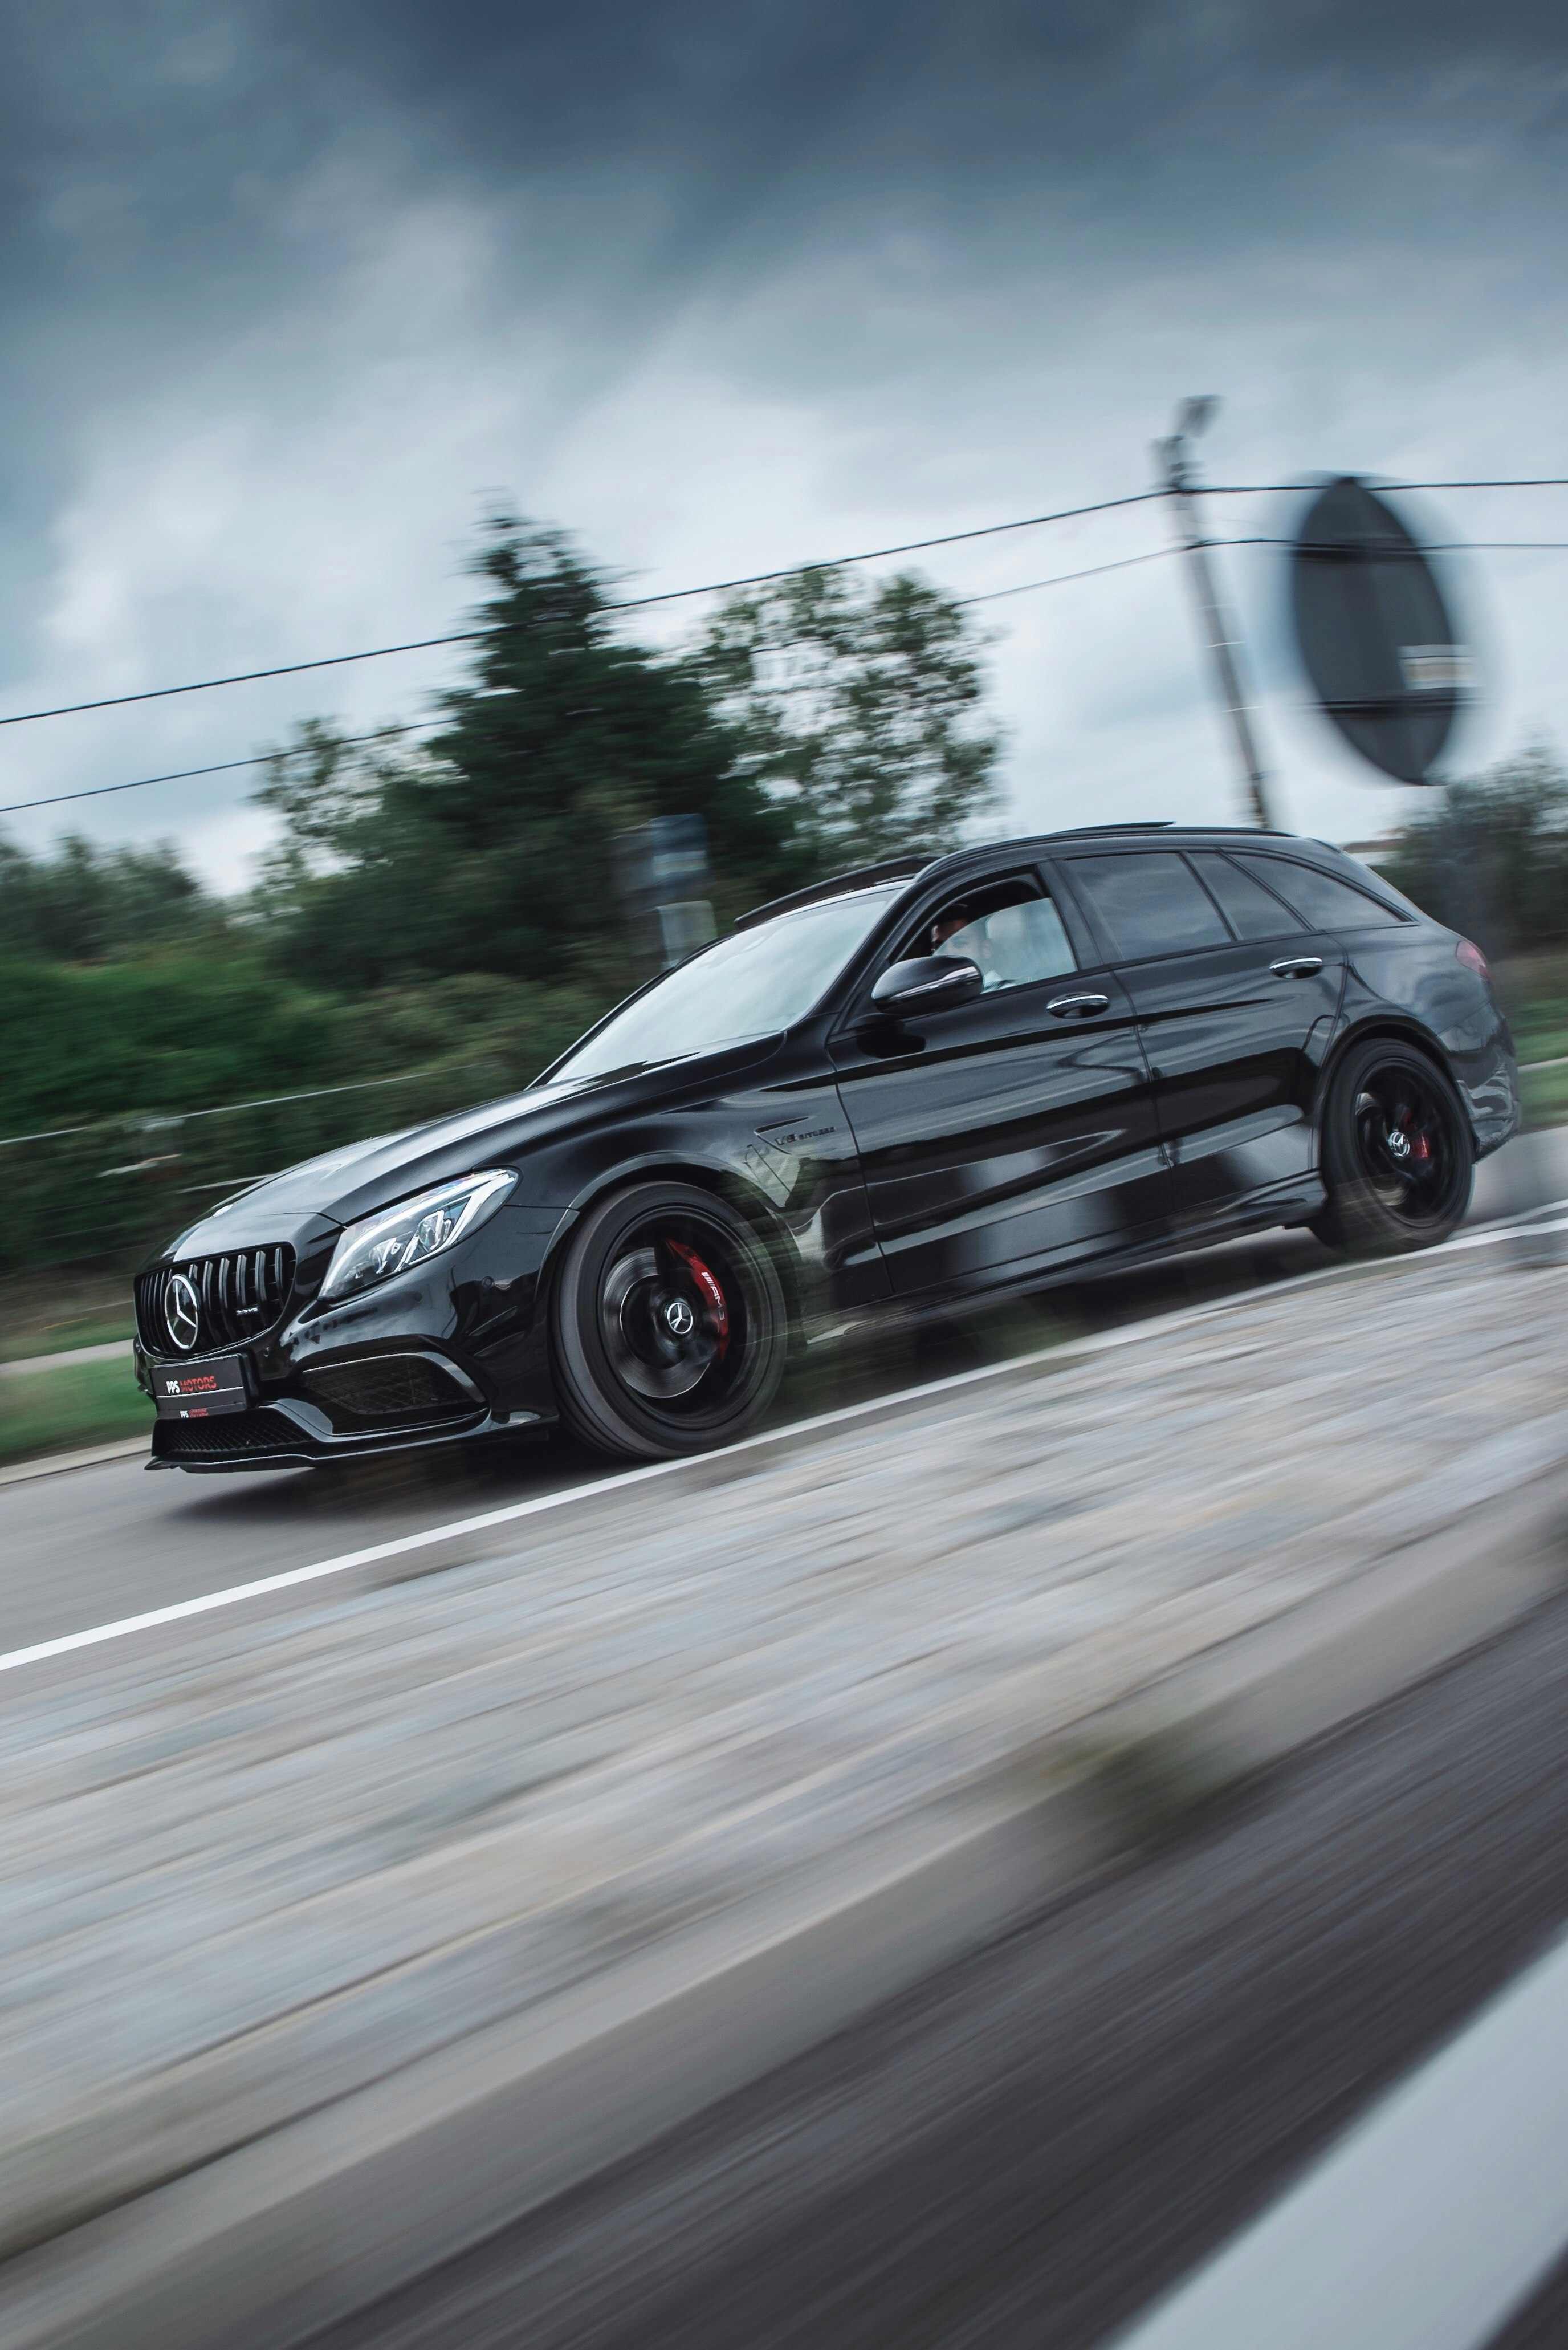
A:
[1336,926,1520,1156]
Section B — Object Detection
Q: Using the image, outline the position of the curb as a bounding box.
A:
[2,1452,1565,2350]
[0,1341,134,1381]
[0,1438,148,1489]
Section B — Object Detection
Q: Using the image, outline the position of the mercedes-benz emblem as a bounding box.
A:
[165,1271,201,1353]
[663,1296,696,1339]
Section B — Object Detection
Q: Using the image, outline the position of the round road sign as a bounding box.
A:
[1290,476,1475,784]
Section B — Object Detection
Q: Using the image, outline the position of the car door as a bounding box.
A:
[1052,847,1345,1235]
[828,867,1168,1296]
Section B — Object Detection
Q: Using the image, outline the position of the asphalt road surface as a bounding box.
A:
[306,1563,1568,2350]
[2,1129,1562,1676]
[0,1223,1327,1658]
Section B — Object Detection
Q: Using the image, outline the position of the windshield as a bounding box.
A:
[551,885,903,1082]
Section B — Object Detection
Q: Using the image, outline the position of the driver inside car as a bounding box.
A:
[927,885,1077,994]
[930,901,1011,991]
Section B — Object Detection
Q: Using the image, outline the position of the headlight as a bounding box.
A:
[320,1169,516,1302]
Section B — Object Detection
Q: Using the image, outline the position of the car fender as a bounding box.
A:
[536,1155,810,1340]
[1310,1012,1479,1148]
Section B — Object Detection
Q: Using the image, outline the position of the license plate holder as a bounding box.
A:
[153,1354,250,1418]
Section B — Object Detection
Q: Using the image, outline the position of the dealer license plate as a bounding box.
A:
[153,1354,249,1418]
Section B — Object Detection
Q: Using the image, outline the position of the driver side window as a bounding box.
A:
[926,885,1077,994]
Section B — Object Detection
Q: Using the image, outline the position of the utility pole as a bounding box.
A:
[1155,396,1279,831]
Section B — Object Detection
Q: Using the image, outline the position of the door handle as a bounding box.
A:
[1270,956,1323,978]
[1046,991,1110,1018]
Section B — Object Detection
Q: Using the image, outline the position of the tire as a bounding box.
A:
[1310,1037,1473,1257]
[549,1181,789,1460]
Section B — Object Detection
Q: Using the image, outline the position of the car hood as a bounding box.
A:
[157,1035,787,1258]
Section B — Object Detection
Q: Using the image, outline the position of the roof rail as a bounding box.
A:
[1152,823,1296,839]
[734,855,933,930]
[1049,821,1174,837]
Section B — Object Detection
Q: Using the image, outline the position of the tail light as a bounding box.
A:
[1456,938,1490,983]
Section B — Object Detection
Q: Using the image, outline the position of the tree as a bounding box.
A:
[253,522,813,990]
[1380,745,1568,959]
[0,834,216,963]
[699,565,1000,868]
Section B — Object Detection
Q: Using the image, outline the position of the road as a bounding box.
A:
[303,1564,1568,2350]
[2,1131,1562,1674]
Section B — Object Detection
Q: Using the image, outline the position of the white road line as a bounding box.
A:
[0,1206,1559,1681]
[0,1276,1330,1678]
[1113,1926,1568,2350]
[1444,1211,1568,1251]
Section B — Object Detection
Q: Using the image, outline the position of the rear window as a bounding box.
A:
[1236,856,1405,932]
[1187,852,1306,942]
[1065,852,1229,961]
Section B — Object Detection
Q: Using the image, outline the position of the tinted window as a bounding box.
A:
[1188,851,1305,941]
[934,895,1076,991]
[1236,856,1404,931]
[1066,853,1229,961]
[553,884,903,1079]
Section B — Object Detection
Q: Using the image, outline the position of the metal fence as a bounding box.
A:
[0,1053,518,1278]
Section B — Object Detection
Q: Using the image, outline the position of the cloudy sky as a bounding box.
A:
[2,0,1566,886]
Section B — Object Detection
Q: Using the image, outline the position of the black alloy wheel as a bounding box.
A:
[550,1181,789,1459]
[1312,1037,1473,1255]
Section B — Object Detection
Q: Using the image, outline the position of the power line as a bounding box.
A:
[0,730,406,817]
[1208,478,1568,495]
[3,548,1184,812]
[959,547,1176,605]
[0,490,1170,734]
[10,526,1568,819]
[3,475,1567,735]
[1176,535,1568,554]
[17,471,1568,745]
[0,636,482,731]
[606,489,1171,603]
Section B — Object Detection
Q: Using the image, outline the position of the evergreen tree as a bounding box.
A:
[254,522,813,988]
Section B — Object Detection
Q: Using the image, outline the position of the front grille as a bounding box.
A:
[152,1408,306,1460]
[302,1355,477,1424]
[137,1245,295,1354]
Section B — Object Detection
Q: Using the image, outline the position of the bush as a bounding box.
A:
[1381,747,1568,960]
[0,953,337,1136]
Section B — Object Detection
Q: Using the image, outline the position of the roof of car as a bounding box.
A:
[732,823,1310,929]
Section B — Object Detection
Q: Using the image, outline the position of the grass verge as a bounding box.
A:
[1498,954,1568,1131]
[0,1267,137,1363]
[0,1357,151,1467]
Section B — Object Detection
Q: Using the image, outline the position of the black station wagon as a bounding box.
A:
[134,823,1518,1469]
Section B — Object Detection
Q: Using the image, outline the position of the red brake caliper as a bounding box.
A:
[665,1240,731,1360]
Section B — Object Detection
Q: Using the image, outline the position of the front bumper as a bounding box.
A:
[136,1205,564,1471]
[144,1388,541,1473]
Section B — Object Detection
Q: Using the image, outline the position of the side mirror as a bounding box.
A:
[869,955,984,1016]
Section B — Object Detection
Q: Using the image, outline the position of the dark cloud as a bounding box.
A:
[0,0,1565,860]
[8,1,1565,290]
[0,0,1559,401]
